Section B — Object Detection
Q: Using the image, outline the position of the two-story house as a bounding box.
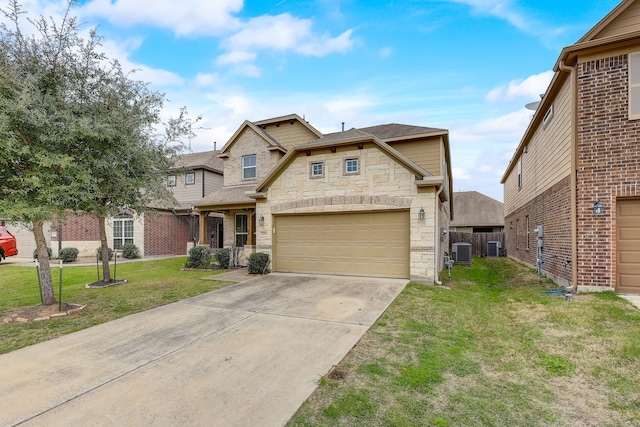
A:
[501,0,640,293]
[196,114,453,283]
[54,150,224,257]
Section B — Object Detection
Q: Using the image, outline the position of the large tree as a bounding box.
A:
[0,0,192,301]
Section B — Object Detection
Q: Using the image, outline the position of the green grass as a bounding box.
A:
[288,257,640,427]
[0,257,232,354]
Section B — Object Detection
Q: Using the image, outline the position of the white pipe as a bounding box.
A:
[434,185,444,286]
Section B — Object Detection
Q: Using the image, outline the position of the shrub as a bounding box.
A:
[122,243,139,259]
[247,252,270,274]
[59,247,79,263]
[187,246,212,269]
[214,247,231,269]
[97,247,113,261]
[33,247,52,259]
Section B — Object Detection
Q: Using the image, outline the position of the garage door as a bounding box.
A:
[617,199,640,293]
[273,211,409,278]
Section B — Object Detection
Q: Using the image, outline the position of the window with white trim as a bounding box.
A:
[167,175,176,187]
[242,155,256,179]
[113,214,134,250]
[630,52,640,119]
[542,105,554,129]
[517,158,522,189]
[310,162,324,178]
[186,172,195,185]
[235,213,248,247]
[344,158,359,175]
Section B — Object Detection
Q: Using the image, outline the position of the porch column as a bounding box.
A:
[248,210,255,246]
[199,211,208,245]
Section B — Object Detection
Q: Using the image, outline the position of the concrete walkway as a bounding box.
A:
[0,273,407,427]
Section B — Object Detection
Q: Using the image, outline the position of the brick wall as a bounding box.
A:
[504,176,573,285]
[144,212,193,256]
[576,54,640,288]
[56,213,101,241]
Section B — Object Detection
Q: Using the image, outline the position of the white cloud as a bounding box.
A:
[453,167,471,180]
[79,0,243,36]
[220,13,353,60]
[194,73,219,86]
[486,71,554,102]
[325,96,375,113]
[216,51,257,66]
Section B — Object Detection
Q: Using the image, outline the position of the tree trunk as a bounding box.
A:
[33,220,56,305]
[98,216,111,283]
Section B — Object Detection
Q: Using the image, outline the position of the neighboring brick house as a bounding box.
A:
[196,114,453,283]
[449,191,504,233]
[501,0,640,293]
[54,150,224,257]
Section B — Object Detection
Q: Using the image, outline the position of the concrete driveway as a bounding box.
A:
[0,273,407,427]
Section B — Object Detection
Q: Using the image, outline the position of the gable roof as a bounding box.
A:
[254,131,432,193]
[252,113,324,139]
[218,120,286,157]
[170,150,224,174]
[450,191,504,228]
[358,123,448,141]
[577,0,636,43]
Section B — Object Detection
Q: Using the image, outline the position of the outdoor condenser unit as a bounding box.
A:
[452,242,472,265]
[487,241,502,258]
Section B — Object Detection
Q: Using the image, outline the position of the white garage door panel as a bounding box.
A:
[273,211,409,278]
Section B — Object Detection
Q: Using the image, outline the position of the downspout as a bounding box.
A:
[558,59,578,292]
[434,184,444,286]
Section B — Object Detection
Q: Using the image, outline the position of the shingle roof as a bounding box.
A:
[196,184,256,208]
[358,123,447,140]
[171,150,224,173]
[450,191,504,228]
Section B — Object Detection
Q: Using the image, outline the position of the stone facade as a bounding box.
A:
[222,127,283,187]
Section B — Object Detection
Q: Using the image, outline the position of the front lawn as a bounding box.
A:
[0,257,231,354]
[288,257,640,426]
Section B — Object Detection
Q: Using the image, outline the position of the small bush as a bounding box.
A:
[247,252,270,274]
[187,246,212,269]
[214,247,231,269]
[122,243,139,259]
[59,247,79,263]
[33,247,52,260]
[97,247,113,261]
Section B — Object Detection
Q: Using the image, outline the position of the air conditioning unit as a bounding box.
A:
[452,242,472,265]
[487,241,502,258]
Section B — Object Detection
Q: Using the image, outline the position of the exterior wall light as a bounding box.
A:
[259,215,265,225]
[418,208,425,220]
[593,199,604,216]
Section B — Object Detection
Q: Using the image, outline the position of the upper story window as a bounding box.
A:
[186,172,195,185]
[517,158,522,190]
[167,175,176,187]
[310,162,324,178]
[242,154,257,180]
[630,52,640,120]
[542,105,554,129]
[344,158,359,175]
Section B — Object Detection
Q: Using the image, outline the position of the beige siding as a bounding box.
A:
[223,127,281,187]
[170,170,223,206]
[504,78,573,215]
[388,138,441,175]
[594,3,640,40]
[261,121,321,151]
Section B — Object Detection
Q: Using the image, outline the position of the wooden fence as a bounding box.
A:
[449,232,506,258]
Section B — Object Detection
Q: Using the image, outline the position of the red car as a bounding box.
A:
[0,226,18,262]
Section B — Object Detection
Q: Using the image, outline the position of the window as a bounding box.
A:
[310,162,324,178]
[517,158,522,189]
[526,215,530,250]
[242,155,257,179]
[186,172,195,185]
[542,105,554,129]
[516,219,520,250]
[167,175,176,187]
[630,52,640,119]
[235,213,248,247]
[113,214,134,250]
[344,158,359,175]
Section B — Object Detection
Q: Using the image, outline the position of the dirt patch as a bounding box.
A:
[2,302,85,323]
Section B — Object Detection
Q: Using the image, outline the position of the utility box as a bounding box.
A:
[487,241,501,258]
[452,242,472,265]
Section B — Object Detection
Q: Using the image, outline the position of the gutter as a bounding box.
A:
[434,184,445,286]
[558,59,579,292]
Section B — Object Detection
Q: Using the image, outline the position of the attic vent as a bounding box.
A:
[487,241,501,258]
[452,242,472,265]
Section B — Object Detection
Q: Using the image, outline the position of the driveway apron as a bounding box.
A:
[0,273,407,427]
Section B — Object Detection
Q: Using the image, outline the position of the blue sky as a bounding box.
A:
[5,0,624,201]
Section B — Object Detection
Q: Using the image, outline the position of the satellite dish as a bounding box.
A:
[525,101,540,111]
